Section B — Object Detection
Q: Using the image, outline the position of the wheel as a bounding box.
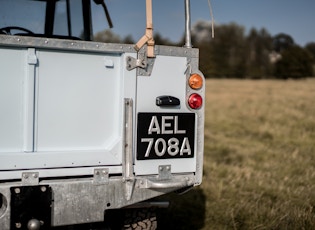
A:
[0,26,34,35]
[123,208,157,230]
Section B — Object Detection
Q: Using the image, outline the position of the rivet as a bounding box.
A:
[41,186,47,192]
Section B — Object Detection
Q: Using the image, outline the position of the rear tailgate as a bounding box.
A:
[135,47,204,178]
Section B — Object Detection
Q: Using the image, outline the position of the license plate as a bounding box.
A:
[137,113,195,160]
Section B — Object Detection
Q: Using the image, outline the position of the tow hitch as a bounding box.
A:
[10,185,52,230]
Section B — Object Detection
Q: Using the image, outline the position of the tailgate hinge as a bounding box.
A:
[126,53,155,76]
[93,168,109,185]
[22,172,39,185]
[126,55,147,71]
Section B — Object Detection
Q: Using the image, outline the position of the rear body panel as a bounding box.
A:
[0,35,204,227]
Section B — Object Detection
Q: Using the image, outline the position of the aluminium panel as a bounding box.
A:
[134,55,198,175]
[0,48,25,153]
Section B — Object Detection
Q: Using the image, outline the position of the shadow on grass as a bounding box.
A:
[157,187,206,230]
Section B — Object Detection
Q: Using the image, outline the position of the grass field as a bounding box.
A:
[158,78,315,229]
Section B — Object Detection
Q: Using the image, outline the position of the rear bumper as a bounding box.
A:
[0,172,195,228]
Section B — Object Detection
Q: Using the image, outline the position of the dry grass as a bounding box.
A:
[158,78,315,229]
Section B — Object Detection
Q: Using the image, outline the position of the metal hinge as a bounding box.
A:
[126,53,155,76]
[126,55,147,71]
[93,168,109,185]
[22,172,39,185]
[158,165,172,180]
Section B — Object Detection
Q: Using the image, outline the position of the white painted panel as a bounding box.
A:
[136,56,189,113]
[135,55,197,175]
[0,48,25,152]
[36,50,123,155]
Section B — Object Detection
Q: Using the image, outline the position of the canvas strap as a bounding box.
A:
[135,0,155,57]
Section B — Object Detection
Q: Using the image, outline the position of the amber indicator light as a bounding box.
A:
[188,74,203,90]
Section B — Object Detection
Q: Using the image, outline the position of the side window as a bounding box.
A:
[91,3,108,40]
[0,0,87,40]
[54,0,84,38]
[0,0,46,35]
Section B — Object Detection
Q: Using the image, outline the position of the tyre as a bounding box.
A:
[123,208,157,230]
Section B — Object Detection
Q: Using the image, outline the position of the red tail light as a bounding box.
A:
[188,93,203,109]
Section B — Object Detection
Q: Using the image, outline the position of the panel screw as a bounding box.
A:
[14,188,21,194]
[40,186,47,192]
[15,222,22,228]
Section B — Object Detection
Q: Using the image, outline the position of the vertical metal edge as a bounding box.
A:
[186,56,205,185]
[33,51,39,152]
[195,104,205,185]
[123,98,135,200]
[123,98,134,180]
[24,48,37,152]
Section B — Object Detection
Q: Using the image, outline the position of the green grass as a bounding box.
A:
[158,78,315,229]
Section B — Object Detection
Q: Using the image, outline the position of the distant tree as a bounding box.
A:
[94,29,121,43]
[194,22,247,78]
[122,35,135,44]
[273,33,294,52]
[191,20,213,43]
[274,46,314,79]
[305,42,315,61]
[198,42,216,78]
[246,28,273,78]
[305,43,315,75]
[153,33,175,46]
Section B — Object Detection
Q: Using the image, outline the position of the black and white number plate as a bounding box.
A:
[137,113,195,160]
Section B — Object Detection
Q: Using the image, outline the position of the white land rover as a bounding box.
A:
[0,0,205,229]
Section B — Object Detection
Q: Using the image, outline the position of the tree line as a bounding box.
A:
[94,21,315,79]
[193,22,314,79]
